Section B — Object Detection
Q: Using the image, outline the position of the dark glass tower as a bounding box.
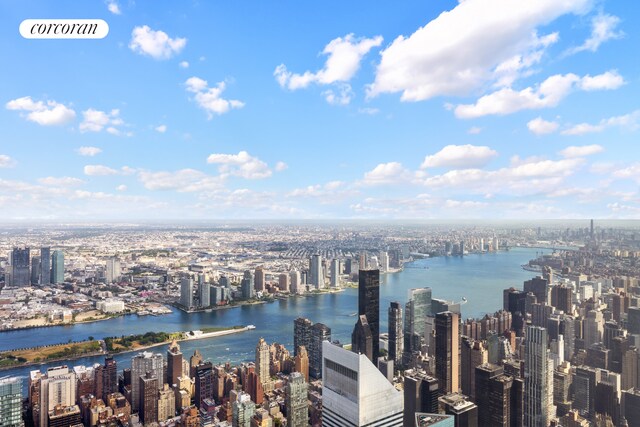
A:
[358,269,380,361]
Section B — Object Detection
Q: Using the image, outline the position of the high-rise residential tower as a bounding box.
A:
[51,250,64,284]
[435,311,460,394]
[286,372,308,427]
[388,301,404,367]
[358,269,380,362]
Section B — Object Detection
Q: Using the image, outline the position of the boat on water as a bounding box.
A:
[247,325,256,330]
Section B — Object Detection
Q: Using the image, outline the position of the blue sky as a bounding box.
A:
[1,0,639,220]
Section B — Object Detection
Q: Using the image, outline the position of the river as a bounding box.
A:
[1,247,547,394]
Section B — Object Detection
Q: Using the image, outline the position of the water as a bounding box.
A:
[1,247,546,394]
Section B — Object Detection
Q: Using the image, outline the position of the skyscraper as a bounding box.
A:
[404,369,439,427]
[286,372,308,427]
[180,275,194,309]
[351,314,373,361]
[358,269,380,361]
[0,376,23,427]
[388,301,404,367]
[11,247,30,287]
[198,273,210,307]
[309,254,324,289]
[524,326,552,427]
[254,266,265,292]
[404,288,432,362]
[40,247,51,285]
[439,393,478,427]
[139,372,158,424]
[436,311,460,394]
[36,366,77,427]
[167,339,183,387]
[294,345,309,382]
[309,323,330,379]
[194,361,214,410]
[241,269,255,299]
[293,317,313,357]
[255,338,271,391]
[105,257,121,283]
[322,341,403,427]
[460,338,487,401]
[31,256,41,285]
[130,352,164,412]
[232,392,256,427]
[475,363,512,427]
[51,250,64,284]
[330,258,340,287]
[103,356,117,397]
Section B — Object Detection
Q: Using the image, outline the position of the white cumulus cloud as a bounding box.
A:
[38,177,84,186]
[561,110,640,135]
[0,155,16,168]
[129,25,186,60]
[206,151,272,179]
[566,14,623,55]
[421,144,498,169]
[527,117,559,135]
[275,34,382,91]
[275,161,288,172]
[367,0,590,101]
[361,162,413,186]
[106,0,121,14]
[6,96,76,126]
[558,144,604,158]
[454,71,622,119]
[76,146,102,157]
[79,108,125,134]
[185,77,244,118]
[155,124,167,133]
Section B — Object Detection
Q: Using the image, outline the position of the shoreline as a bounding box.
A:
[0,326,249,371]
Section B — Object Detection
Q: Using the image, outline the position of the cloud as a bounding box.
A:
[454,71,622,118]
[612,163,640,182]
[83,165,118,176]
[467,126,482,135]
[206,151,272,179]
[561,110,640,135]
[367,0,590,101]
[566,14,623,55]
[138,169,223,192]
[79,109,125,134]
[38,177,84,186]
[179,61,189,69]
[116,184,127,191]
[275,34,382,91]
[106,0,121,14]
[527,117,559,135]
[6,96,76,126]
[185,77,244,118]
[361,162,413,186]
[287,181,356,203]
[558,144,604,158]
[155,124,167,133]
[76,146,102,157]
[323,84,354,106]
[0,155,16,168]
[579,70,625,91]
[421,144,498,169]
[420,157,585,196]
[275,161,288,172]
[358,107,380,115]
[129,25,186,60]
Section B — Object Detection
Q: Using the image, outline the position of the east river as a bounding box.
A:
[1,247,548,395]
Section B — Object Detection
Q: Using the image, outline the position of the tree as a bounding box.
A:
[88,336,94,341]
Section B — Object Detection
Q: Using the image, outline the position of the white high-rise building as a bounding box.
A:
[180,275,194,309]
[106,257,121,283]
[330,259,340,288]
[524,326,553,427]
[36,366,77,427]
[322,341,403,427]
[130,352,164,412]
[290,270,303,294]
[309,254,324,290]
[379,251,389,272]
[584,310,604,348]
[198,273,210,307]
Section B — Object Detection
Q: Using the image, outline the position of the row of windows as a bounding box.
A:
[325,359,358,381]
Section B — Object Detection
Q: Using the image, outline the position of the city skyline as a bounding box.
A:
[1,0,639,221]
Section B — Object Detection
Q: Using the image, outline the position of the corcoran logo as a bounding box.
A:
[19,19,109,39]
